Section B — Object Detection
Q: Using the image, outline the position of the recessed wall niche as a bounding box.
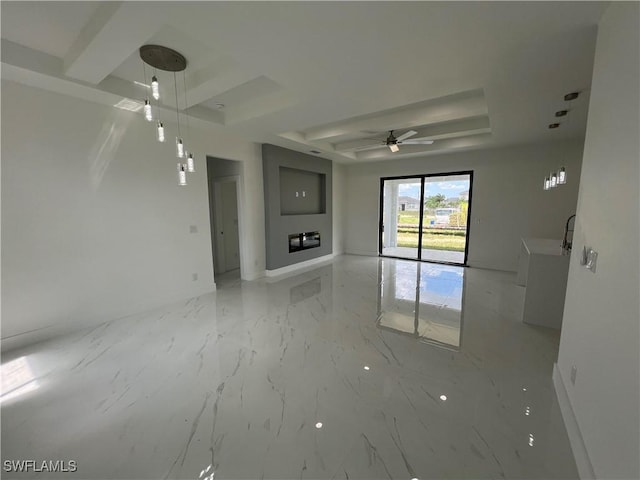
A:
[262,144,333,271]
[279,167,326,215]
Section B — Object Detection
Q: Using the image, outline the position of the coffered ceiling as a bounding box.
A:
[1,1,607,163]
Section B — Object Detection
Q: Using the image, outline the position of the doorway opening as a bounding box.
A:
[207,157,243,284]
[379,171,473,265]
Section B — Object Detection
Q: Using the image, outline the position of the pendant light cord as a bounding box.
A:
[182,71,190,143]
[173,72,181,138]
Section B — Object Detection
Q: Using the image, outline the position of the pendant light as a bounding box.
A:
[151,75,160,100]
[542,93,578,191]
[156,121,165,142]
[143,99,153,122]
[557,167,566,184]
[176,137,185,158]
[177,163,187,186]
[173,71,185,158]
[182,71,195,173]
[139,45,189,184]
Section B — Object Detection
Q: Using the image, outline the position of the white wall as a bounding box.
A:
[332,162,346,255]
[1,80,265,350]
[344,140,583,271]
[556,3,639,479]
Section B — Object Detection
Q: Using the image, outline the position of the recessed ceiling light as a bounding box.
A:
[315,422,323,429]
[310,150,322,155]
[214,103,225,109]
[555,110,568,117]
[439,395,447,401]
[549,123,560,129]
[564,92,579,101]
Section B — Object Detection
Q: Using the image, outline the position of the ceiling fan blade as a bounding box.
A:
[401,139,435,145]
[350,143,386,152]
[395,130,418,142]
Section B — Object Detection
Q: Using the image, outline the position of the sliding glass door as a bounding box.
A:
[379,172,473,265]
[380,177,423,260]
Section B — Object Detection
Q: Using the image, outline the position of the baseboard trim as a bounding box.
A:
[553,363,596,479]
[242,270,265,281]
[265,254,334,278]
[344,249,378,257]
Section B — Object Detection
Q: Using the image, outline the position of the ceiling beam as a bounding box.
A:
[64,2,169,85]
[304,89,487,142]
[185,61,258,109]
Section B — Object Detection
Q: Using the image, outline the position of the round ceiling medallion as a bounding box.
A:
[139,45,187,72]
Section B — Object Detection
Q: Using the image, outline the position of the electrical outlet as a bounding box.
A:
[570,365,577,385]
[192,273,198,281]
[189,225,198,233]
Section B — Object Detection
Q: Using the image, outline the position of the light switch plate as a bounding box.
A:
[581,246,598,273]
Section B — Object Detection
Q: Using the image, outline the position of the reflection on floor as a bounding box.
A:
[382,246,465,264]
[215,268,241,289]
[377,260,464,350]
[1,256,577,479]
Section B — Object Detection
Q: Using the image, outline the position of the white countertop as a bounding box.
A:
[522,238,565,256]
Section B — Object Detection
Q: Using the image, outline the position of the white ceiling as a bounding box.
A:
[0,1,607,163]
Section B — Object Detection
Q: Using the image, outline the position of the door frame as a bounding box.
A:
[378,170,474,266]
[210,174,244,278]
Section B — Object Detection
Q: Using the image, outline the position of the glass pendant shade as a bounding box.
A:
[186,153,195,172]
[558,167,567,184]
[176,138,185,158]
[156,121,165,142]
[550,172,558,188]
[544,177,550,190]
[143,100,153,122]
[177,163,187,186]
[151,76,160,100]
[389,144,399,153]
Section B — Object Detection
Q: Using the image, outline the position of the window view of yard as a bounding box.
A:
[396,197,468,251]
[381,174,471,264]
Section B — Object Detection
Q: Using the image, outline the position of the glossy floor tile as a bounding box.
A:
[1,255,577,479]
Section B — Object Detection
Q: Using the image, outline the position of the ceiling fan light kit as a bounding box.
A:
[382,129,433,153]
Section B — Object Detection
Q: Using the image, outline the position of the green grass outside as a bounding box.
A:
[398,212,421,225]
[396,231,466,251]
[393,210,467,251]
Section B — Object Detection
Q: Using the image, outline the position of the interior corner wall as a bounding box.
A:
[262,144,333,270]
[556,3,640,478]
[332,162,346,255]
[1,80,265,351]
[344,139,584,272]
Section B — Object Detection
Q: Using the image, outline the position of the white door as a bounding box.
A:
[220,181,240,271]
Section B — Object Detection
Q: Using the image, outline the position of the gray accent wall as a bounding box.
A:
[262,144,333,270]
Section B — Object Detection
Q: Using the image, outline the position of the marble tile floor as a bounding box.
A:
[1,255,577,479]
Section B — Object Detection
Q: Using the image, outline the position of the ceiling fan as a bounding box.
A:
[352,130,435,153]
